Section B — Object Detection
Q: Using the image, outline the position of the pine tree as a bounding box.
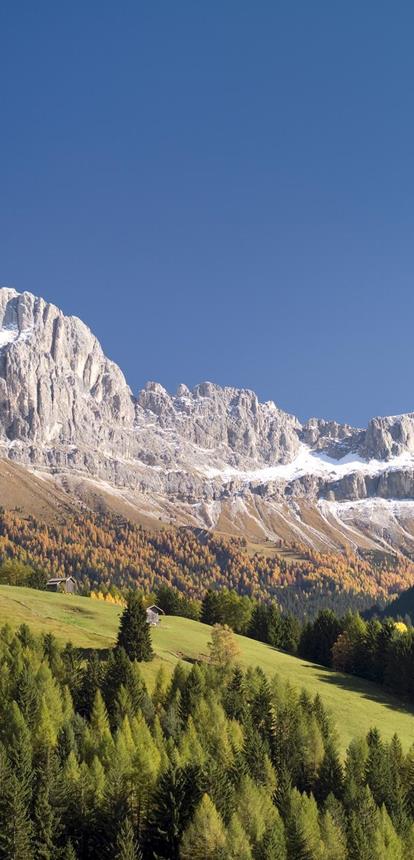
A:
[242,720,272,786]
[32,754,56,860]
[256,816,287,860]
[62,842,77,860]
[236,774,280,850]
[97,768,131,855]
[274,765,293,821]
[315,743,344,803]
[223,665,246,721]
[114,817,141,860]
[116,593,154,662]
[179,793,227,860]
[205,761,236,823]
[180,664,205,720]
[162,690,183,742]
[347,785,380,860]
[377,805,403,859]
[319,810,347,860]
[225,814,253,859]
[14,663,40,729]
[250,676,276,750]
[90,689,113,763]
[286,789,324,860]
[365,728,390,808]
[0,766,34,860]
[143,764,203,859]
[344,736,369,795]
[386,735,409,835]
[6,701,33,806]
[76,651,104,718]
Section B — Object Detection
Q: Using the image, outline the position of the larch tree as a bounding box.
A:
[225,814,253,860]
[179,793,227,860]
[207,624,240,668]
[114,817,142,860]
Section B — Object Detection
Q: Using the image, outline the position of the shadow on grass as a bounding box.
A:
[259,641,414,719]
[76,646,197,667]
[306,661,414,717]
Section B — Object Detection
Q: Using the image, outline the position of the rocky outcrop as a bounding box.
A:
[138,380,301,463]
[301,417,364,458]
[363,414,414,460]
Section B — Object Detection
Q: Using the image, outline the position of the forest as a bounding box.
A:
[1,592,414,860]
[0,509,413,617]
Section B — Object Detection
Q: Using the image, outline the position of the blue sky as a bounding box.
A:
[1,2,414,427]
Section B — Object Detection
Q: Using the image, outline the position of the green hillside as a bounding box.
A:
[1,584,414,752]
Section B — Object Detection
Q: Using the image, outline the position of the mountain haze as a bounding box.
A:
[2,287,414,553]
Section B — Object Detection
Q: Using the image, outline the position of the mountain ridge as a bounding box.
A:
[3,287,414,553]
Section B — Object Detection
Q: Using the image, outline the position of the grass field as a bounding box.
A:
[0,584,413,752]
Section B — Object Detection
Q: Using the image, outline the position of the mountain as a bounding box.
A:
[3,286,414,553]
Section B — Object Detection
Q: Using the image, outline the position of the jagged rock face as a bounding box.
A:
[0,289,302,494]
[138,380,301,463]
[363,414,414,459]
[301,417,364,457]
[0,289,135,472]
[3,287,414,528]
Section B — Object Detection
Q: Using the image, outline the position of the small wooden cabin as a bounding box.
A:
[146,605,165,626]
[46,576,77,594]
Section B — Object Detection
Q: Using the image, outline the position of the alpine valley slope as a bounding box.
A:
[2,287,414,553]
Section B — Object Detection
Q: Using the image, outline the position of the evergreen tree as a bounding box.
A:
[347,785,380,860]
[144,764,203,859]
[286,789,323,860]
[257,816,287,860]
[114,817,141,860]
[223,665,246,721]
[205,761,236,823]
[365,728,390,808]
[155,584,181,615]
[248,603,271,643]
[243,721,273,786]
[225,815,253,859]
[6,701,33,806]
[377,805,403,859]
[319,811,347,860]
[77,652,104,718]
[62,842,77,860]
[179,794,227,860]
[14,663,40,729]
[32,755,56,860]
[116,593,154,662]
[279,613,301,654]
[315,743,344,803]
[0,767,34,860]
[180,664,205,720]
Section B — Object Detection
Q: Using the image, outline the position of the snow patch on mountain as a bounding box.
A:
[198,445,414,486]
[0,325,18,349]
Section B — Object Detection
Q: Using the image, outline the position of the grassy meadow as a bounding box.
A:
[0,584,413,753]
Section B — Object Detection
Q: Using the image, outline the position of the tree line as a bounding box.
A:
[0,596,414,858]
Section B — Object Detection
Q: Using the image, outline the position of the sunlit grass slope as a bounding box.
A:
[0,584,413,752]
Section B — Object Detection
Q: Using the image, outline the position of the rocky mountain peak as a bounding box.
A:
[3,287,414,552]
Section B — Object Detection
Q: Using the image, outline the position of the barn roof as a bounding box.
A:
[146,604,165,614]
[47,576,76,584]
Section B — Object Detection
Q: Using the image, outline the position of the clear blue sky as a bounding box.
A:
[1,2,414,427]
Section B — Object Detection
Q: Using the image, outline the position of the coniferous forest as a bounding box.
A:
[0,596,414,860]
